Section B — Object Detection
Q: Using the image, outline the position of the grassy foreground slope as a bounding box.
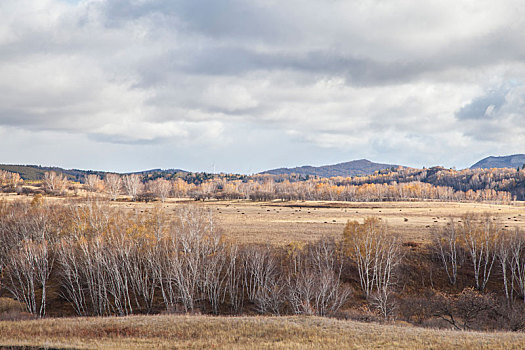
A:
[1,315,525,349]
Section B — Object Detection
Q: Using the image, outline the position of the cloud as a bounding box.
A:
[0,0,525,171]
[456,82,525,143]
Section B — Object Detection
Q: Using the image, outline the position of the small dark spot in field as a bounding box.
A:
[404,218,408,222]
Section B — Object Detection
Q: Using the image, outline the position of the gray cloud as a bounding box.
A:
[456,85,510,120]
[0,0,525,172]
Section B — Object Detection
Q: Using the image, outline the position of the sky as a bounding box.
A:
[0,0,524,173]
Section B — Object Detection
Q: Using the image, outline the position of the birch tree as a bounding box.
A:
[104,173,122,201]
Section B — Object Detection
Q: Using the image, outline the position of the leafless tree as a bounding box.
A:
[460,214,500,291]
[3,171,22,188]
[343,218,402,299]
[122,174,143,201]
[287,238,351,316]
[241,245,284,315]
[432,219,463,286]
[104,173,122,201]
[0,204,55,317]
[509,229,525,302]
[496,229,517,301]
[57,238,88,316]
[84,174,104,193]
[4,240,53,317]
[431,288,496,331]
[43,171,67,195]
[224,245,244,313]
[371,288,397,321]
[149,178,172,202]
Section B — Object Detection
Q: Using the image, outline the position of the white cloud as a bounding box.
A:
[0,0,524,171]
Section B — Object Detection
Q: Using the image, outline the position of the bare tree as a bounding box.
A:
[509,229,525,302]
[6,171,22,188]
[122,174,143,201]
[432,219,463,286]
[242,245,284,315]
[104,173,122,201]
[43,171,67,195]
[0,204,55,317]
[85,174,104,193]
[149,178,172,202]
[496,229,517,301]
[4,240,53,317]
[287,238,351,316]
[343,218,402,300]
[224,244,244,313]
[460,214,500,291]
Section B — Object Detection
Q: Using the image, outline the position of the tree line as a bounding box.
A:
[0,167,520,203]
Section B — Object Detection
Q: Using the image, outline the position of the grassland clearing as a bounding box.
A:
[2,193,524,245]
[2,314,525,349]
[78,198,525,245]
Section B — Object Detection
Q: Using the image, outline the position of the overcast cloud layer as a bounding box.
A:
[0,0,524,173]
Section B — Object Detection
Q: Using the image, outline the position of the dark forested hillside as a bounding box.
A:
[261,159,400,177]
[471,154,525,169]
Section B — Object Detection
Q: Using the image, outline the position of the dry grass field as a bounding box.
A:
[198,200,525,245]
[1,314,525,349]
[87,198,525,245]
[2,193,525,245]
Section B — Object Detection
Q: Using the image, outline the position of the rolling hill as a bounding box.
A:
[0,164,188,182]
[470,154,525,169]
[261,159,400,177]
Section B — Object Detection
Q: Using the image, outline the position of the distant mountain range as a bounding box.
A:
[1,154,524,182]
[260,159,400,177]
[470,154,525,169]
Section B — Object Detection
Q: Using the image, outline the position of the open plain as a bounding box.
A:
[2,314,525,349]
[4,193,525,245]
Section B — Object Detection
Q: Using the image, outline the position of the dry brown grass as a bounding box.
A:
[2,194,524,245]
[1,314,525,349]
[108,199,525,245]
[107,199,525,245]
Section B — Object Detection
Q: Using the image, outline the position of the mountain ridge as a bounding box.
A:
[470,154,525,169]
[260,159,401,177]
